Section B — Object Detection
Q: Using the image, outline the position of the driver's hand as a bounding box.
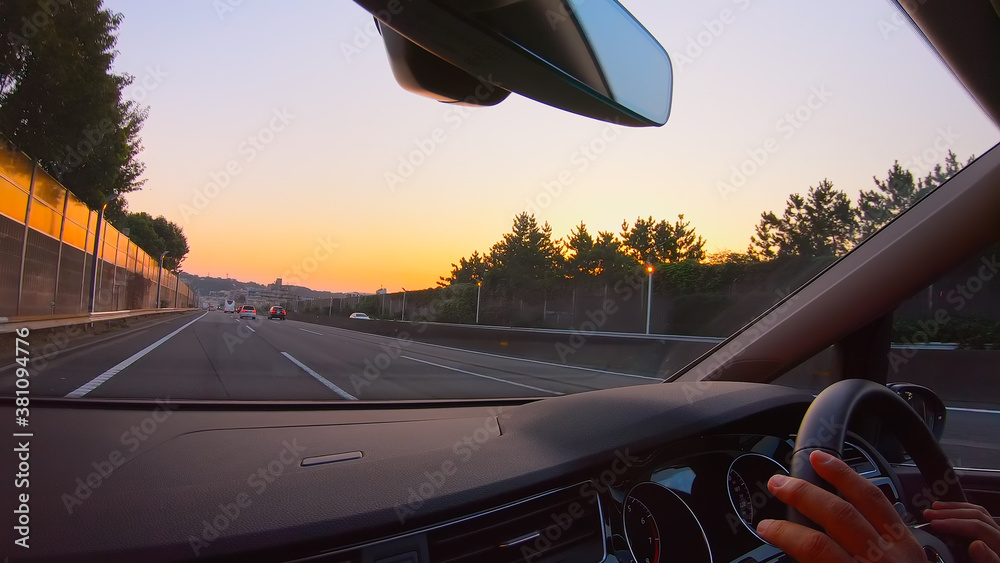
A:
[755,450,926,562]
[925,501,1000,563]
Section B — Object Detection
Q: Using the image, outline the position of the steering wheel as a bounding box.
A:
[788,379,968,562]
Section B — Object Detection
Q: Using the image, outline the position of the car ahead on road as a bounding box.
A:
[238,305,257,320]
[268,306,286,320]
[224,299,236,313]
[349,312,371,320]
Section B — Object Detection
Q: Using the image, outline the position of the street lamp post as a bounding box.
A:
[476,281,482,324]
[401,288,407,321]
[87,196,115,314]
[645,264,654,335]
[155,251,169,308]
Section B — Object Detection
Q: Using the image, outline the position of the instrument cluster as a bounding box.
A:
[609,434,887,563]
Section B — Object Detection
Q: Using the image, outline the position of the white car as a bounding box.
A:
[238,305,257,320]
[349,312,371,320]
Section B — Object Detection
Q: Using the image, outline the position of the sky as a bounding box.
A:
[102,0,999,293]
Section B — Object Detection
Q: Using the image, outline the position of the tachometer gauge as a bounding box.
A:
[727,469,754,525]
[623,482,712,563]
[624,496,660,563]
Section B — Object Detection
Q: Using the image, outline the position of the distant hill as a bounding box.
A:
[180,273,367,299]
[179,274,262,294]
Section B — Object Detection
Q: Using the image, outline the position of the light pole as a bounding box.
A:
[476,281,482,324]
[87,195,116,314]
[645,264,654,335]
[400,288,407,321]
[155,251,169,308]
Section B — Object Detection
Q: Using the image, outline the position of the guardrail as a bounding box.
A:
[333,318,962,349]
[0,308,198,334]
[290,314,959,350]
[393,320,728,343]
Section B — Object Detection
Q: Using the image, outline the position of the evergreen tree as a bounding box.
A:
[623,215,707,263]
[750,180,856,258]
[653,214,706,262]
[918,150,973,192]
[438,251,487,287]
[591,230,636,280]
[487,212,564,296]
[621,216,657,264]
[0,0,146,220]
[563,222,599,279]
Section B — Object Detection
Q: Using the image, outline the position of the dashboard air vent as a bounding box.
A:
[843,442,877,475]
[426,484,605,563]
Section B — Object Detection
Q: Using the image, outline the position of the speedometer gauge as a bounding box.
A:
[726,454,789,540]
[623,482,712,563]
[727,470,754,525]
[624,497,660,563]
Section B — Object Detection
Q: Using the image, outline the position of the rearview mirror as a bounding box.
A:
[354,0,673,127]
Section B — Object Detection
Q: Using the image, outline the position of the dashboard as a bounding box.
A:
[0,381,973,563]
[281,432,900,563]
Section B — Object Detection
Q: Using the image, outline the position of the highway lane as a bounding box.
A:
[266,317,661,400]
[77,310,349,400]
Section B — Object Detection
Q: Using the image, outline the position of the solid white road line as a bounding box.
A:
[940,438,999,450]
[401,355,563,396]
[66,312,208,398]
[946,406,1000,415]
[281,352,357,400]
[298,328,323,336]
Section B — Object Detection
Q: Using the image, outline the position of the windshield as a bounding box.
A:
[0,0,998,404]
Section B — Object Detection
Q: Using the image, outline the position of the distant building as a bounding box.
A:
[376,288,387,295]
[247,286,295,307]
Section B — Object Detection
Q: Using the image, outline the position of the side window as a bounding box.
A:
[889,242,1000,470]
[774,241,1000,470]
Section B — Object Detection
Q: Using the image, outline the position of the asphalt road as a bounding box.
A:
[939,407,1000,470]
[0,310,659,401]
[1,310,995,467]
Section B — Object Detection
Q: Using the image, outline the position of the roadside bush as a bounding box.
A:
[893,316,1000,349]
